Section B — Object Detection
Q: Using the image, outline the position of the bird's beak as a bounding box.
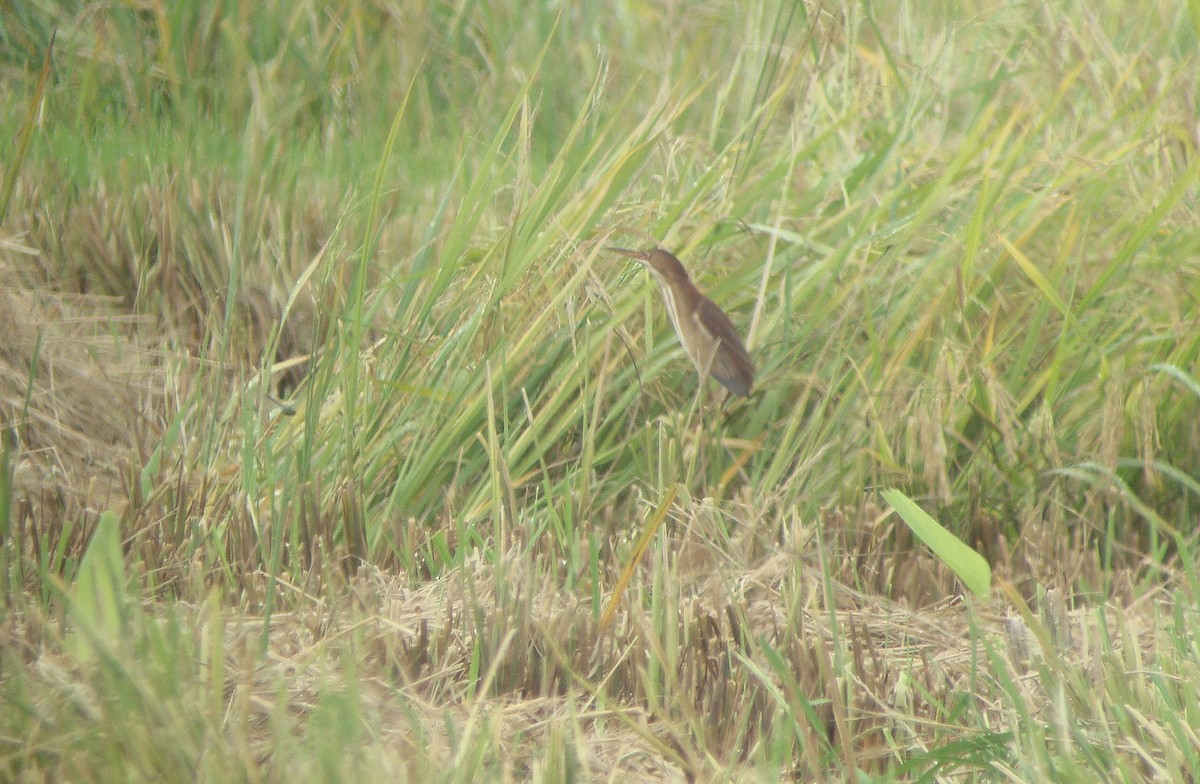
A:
[605,246,651,263]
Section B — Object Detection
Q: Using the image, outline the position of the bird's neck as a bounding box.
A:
[654,277,698,336]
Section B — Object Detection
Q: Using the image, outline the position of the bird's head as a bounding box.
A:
[606,246,690,285]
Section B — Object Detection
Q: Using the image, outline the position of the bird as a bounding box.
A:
[607,246,754,397]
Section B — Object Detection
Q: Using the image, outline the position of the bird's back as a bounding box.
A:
[693,296,754,396]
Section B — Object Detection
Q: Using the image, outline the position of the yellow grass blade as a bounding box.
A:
[599,484,677,633]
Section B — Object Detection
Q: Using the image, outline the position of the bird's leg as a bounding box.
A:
[695,377,707,484]
[690,349,723,488]
[673,368,708,489]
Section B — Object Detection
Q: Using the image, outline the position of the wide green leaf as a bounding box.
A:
[68,511,129,661]
[882,489,991,598]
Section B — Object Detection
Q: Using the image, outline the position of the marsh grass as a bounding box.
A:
[2,1,1200,780]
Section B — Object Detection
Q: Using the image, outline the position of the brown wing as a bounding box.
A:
[693,296,755,396]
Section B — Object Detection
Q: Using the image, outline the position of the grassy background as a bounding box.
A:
[3,0,1200,780]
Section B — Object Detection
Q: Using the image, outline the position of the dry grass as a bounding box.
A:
[0,255,157,528]
[4,503,1181,780]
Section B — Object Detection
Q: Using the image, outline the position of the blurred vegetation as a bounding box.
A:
[2,0,1200,780]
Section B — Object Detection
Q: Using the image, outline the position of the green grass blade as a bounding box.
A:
[882,489,992,598]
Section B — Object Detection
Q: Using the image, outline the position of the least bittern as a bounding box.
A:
[608,246,754,398]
